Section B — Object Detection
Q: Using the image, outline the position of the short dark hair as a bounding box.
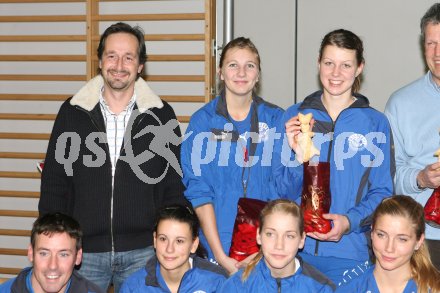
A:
[31,213,82,251]
[154,205,199,240]
[97,22,146,78]
[421,3,440,43]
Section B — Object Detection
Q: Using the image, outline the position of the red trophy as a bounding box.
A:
[424,148,440,228]
[229,197,267,261]
[296,113,331,233]
[301,161,332,233]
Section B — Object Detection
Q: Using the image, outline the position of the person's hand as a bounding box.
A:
[235,252,258,269]
[285,115,315,153]
[306,214,350,242]
[217,253,239,275]
[417,162,440,189]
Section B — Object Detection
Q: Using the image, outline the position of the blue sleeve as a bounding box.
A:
[0,278,14,293]
[181,112,217,208]
[218,274,242,293]
[271,107,303,200]
[335,282,357,293]
[210,274,227,292]
[119,268,147,292]
[119,282,131,293]
[345,114,395,233]
[320,284,335,293]
[334,266,374,292]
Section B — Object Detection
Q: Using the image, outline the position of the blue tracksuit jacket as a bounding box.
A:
[120,255,227,292]
[182,94,284,259]
[335,266,418,293]
[272,90,395,262]
[219,257,335,292]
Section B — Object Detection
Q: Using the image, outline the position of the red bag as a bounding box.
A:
[301,161,332,233]
[229,197,267,261]
[424,187,440,228]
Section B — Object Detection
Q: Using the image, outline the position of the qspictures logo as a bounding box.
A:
[54,113,388,183]
[54,109,184,184]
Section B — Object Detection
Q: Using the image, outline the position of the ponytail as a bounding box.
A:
[352,75,362,94]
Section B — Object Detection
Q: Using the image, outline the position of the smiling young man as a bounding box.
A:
[38,22,187,292]
[0,213,103,293]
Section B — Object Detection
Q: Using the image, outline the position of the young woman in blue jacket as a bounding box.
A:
[182,37,284,274]
[220,199,335,292]
[336,195,440,293]
[120,205,227,293]
[272,29,394,285]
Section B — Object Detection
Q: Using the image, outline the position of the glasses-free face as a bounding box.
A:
[28,232,82,293]
[99,32,144,94]
[424,22,440,86]
[371,214,424,275]
[219,47,260,99]
[319,44,363,99]
[257,211,305,278]
[154,219,199,275]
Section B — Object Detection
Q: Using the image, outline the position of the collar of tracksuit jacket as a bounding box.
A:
[214,90,265,163]
[297,89,371,161]
[298,90,370,112]
[257,256,336,291]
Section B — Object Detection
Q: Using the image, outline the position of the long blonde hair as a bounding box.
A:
[372,195,440,293]
[242,199,304,281]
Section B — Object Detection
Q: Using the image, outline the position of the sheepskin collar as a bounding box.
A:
[70,75,163,113]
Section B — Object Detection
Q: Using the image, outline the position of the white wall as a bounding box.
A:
[234,0,437,111]
[233,0,296,109]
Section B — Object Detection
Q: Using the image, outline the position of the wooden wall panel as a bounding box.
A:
[0,0,215,281]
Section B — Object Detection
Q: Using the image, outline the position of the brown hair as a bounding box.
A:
[372,195,440,293]
[241,199,303,281]
[31,212,82,252]
[318,29,364,94]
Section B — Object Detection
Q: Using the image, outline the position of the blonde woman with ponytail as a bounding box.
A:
[337,195,440,293]
[220,199,334,292]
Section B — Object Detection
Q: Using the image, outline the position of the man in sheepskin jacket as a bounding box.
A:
[38,22,187,292]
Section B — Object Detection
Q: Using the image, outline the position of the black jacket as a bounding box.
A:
[39,76,187,252]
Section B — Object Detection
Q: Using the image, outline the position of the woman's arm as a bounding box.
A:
[195,203,238,275]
